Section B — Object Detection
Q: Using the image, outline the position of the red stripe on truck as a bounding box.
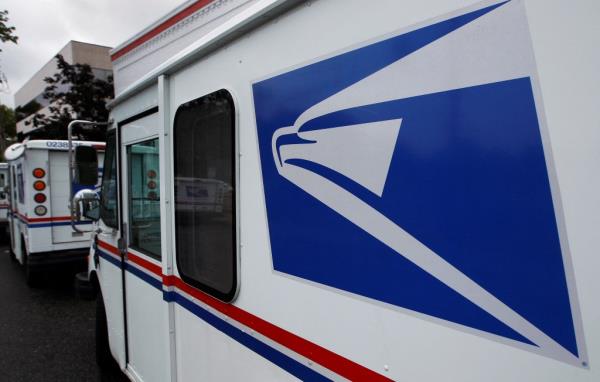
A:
[111,0,215,61]
[163,274,392,381]
[97,239,392,381]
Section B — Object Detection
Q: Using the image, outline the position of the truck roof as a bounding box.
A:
[4,140,105,162]
[110,0,214,60]
[109,0,255,94]
[108,0,294,102]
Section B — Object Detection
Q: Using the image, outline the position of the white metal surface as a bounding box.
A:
[108,0,298,107]
[111,0,257,95]
[4,141,103,259]
[49,152,84,243]
[120,112,171,381]
[91,0,600,381]
[0,163,8,226]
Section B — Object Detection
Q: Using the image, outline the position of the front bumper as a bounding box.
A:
[27,248,89,270]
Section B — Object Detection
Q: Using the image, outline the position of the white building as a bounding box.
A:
[14,41,112,137]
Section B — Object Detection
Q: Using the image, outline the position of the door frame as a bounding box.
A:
[116,106,159,366]
[8,165,17,252]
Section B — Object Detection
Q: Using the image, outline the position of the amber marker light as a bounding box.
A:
[33,168,46,178]
[33,180,46,191]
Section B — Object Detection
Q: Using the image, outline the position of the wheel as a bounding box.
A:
[23,240,41,287]
[96,289,113,368]
[9,244,16,262]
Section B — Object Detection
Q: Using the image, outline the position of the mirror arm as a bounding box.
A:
[68,119,109,233]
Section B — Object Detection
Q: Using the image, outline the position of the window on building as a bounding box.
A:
[127,138,161,259]
[100,131,118,228]
[174,89,237,302]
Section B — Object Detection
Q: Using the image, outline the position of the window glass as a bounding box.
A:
[100,131,118,228]
[17,164,24,204]
[11,166,17,204]
[174,89,236,301]
[127,138,161,259]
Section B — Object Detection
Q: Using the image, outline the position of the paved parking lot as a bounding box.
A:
[0,241,126,381]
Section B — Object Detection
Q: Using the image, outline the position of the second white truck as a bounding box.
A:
[4,140,104,285]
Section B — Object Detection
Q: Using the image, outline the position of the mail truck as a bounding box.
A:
[72,0,600,381]
[5,140,103,285]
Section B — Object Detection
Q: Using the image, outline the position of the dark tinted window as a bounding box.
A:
[74,146,99,186]
[11,166,17,204]
[174,89,236,302]
[100,131,118,228]
[17,164,24,204]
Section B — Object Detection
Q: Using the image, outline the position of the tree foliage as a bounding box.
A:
[15,99,41,121]
[0,104,15,136]
[0,10,18,51]
[0,104,16,160]
[26,54,113,141]
[0,9,18,86]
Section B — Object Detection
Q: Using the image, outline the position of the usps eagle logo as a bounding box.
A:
[253,0,585,366]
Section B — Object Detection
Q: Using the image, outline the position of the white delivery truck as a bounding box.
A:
[0,163,9,235]
[4,140,104,285]
[71,0,600,381]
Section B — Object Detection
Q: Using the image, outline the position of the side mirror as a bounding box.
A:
[73,189,100,221]
[74,146,98,187]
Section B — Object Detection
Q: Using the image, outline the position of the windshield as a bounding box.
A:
[100,130,118,228]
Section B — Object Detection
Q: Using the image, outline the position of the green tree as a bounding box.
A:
[0,9,18,86]
[0,10,17,48]
[0,104,16,160]
[14,99,41,121]
[26,54,113,141]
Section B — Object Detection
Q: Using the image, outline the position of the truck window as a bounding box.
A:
[174,89,237,302]
[100,131,118,228]
[16,164,24,204]
[127,138,161,259]
[11,166,17,204]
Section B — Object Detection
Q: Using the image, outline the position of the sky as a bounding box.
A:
[0,0,186,108]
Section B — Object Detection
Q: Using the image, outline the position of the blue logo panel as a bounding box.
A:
[253,0,582,363]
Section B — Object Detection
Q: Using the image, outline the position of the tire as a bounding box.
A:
[23,240,41,287]
[9,245,17,262]
[96,290,113,368]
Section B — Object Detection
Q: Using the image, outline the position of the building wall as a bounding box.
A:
[14,41,112,135]
[13,42,73,108]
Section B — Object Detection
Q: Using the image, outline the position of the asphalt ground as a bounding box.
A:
[0,239,127,382]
